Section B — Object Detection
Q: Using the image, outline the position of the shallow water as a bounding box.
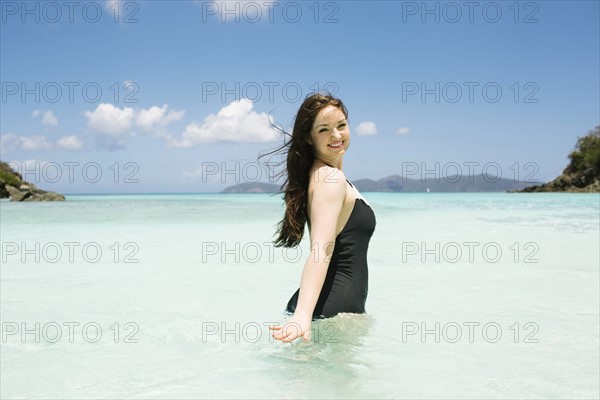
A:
[1,193,598,398]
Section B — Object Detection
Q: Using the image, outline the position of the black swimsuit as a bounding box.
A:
[285,179,377,320]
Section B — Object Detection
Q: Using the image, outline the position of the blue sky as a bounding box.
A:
[1,0,598,193]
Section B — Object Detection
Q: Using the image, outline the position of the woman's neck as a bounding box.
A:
[313,157,343,170]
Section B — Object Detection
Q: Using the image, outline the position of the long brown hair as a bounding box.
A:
[258,93,349,248]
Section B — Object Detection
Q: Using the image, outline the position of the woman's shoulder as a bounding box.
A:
[308,165,346,191]
[307,164,347,203]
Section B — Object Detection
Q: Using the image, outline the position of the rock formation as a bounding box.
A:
[518,126,600,193]
[0,161,65,201]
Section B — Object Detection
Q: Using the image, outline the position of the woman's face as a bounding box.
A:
[309,105,350,166]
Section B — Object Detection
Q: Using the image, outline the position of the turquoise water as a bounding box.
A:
[1,193,599,398]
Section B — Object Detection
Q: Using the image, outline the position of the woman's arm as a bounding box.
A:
[270,167,346,342]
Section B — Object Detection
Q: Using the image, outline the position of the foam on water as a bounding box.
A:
[1,193,598,398]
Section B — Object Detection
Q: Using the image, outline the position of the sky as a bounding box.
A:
[1,0,598,193]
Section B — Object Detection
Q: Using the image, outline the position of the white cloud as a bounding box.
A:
[356,121,378,136]
[57,135,84,150]
[85,103,135,136]
[85,103,184,142]
[42,111,59,128]
[0,133,55,153]
[32,110,59,128]
[396,127,411,135]
[2,134,53,152]
[0,133,21,154]
[1,132,84,153]
[167,99,279,147]
[136,104,185,132]
[21,135,52,150]
[83,101,274,149]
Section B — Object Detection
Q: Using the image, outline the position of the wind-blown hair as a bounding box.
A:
[258,93,349,248]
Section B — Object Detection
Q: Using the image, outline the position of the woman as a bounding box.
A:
[264,93,377,343]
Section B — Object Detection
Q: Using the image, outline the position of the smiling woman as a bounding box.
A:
[259,93,377,343]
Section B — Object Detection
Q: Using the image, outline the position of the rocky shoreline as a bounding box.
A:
[516,170,599,193]
[0,161,65,201]
[515,126,599,193]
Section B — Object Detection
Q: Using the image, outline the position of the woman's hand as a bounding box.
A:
[269,313,312,342]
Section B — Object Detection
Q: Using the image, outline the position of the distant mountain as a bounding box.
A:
[220,182,280,193]
[354,174,533,192]
[221,174,533,193]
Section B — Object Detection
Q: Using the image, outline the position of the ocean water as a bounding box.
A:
[1,193,598,399]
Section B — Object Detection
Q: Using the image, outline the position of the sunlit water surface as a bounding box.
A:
[1,193,598,398]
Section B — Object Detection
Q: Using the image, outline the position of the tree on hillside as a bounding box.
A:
[565,125,600,176]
